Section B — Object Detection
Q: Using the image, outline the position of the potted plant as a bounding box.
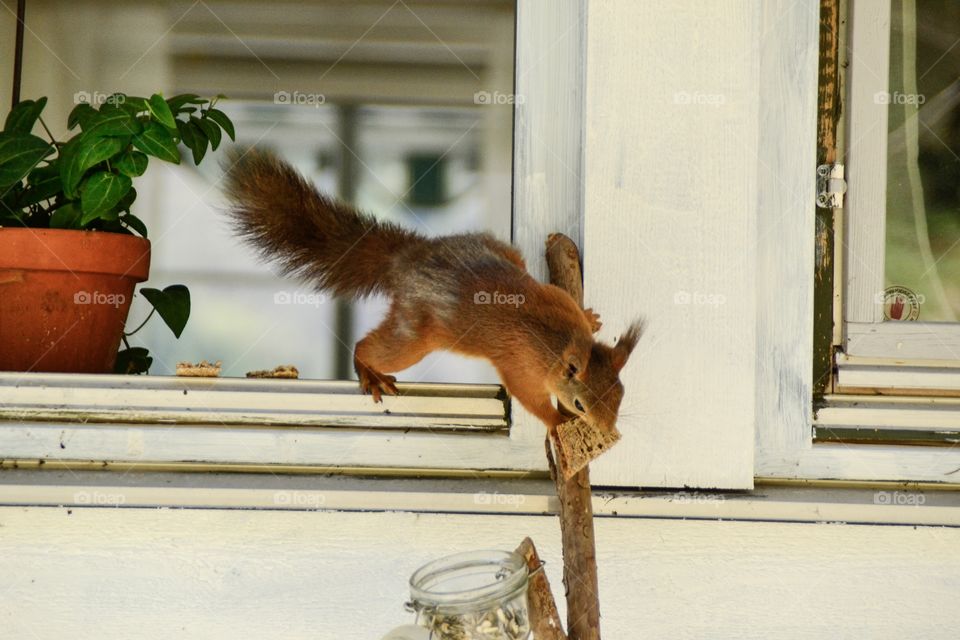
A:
[0,93,235,374]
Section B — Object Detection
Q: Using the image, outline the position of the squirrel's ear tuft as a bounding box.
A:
[562,346,585,379]
[611,318,644,372]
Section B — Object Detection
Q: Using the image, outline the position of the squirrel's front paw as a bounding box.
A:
[358,368,399,403]
[583,307,603,333]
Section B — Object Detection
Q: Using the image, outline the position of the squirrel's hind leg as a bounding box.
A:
[353,312,436,403]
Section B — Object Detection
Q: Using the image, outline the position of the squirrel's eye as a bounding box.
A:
[574,398,585,412]
[567,363,578,377]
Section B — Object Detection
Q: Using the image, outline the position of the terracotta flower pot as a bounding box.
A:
[0,228,150,373]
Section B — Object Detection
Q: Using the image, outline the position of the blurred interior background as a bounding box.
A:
[0,0,516,381]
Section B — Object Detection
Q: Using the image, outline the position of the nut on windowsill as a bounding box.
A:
[246,365,299,379]
[554,416,621,480]
[176,360,223,377]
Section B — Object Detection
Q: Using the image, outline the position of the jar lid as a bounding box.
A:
[408,550,528,615]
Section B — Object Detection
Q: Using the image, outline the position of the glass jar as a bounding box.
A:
[382,549,532,640]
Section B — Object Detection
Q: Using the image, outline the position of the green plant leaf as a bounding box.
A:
[111,185,137,215]
[204,108,235,141]
[59,133,127,198]
[49,202,83,229]
[166,94,205,113]
[0,183,25,220]
[195,115,222,150]
[147,93,177,129]
[140,285,190,338]
[120,96,149,115]
[132,121,180,164]
[84,106,142,137]
[177,119,208,164]
[28,159,59,181]
[97,217,133,234]
[19,161,62,206]
[0,131,54,189]
[104,93,128,107]
[4,97,48,134]
[115,347,152,374]
[114,150,148,177]
[80,171,132,224]
[67,103,98,130]
[121,212,148,237]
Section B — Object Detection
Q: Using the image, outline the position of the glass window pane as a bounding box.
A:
[885,0,960,322]
[19,0,516,381]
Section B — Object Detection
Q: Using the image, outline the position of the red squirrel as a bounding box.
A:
[224,150,641,435]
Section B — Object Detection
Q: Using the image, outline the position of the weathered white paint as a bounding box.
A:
[0,373,507,431]
[813,0,960,456]
[0,422,547,473]
[742,0,960,483]
[845,321,960,360]
[509,0,588,449]
[582,1,759,488]
[2,505,958,639]
[753,0,820,463]
[844,0,890,325]
[837,353,960,390]
[4,471,960,527]
[817,399,960,431]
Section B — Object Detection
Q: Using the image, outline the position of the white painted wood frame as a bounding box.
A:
[581,1,761,488]
[827,1,960,447]
[843,0,891,328]
[841,0,960,363]
[756,0,960,482]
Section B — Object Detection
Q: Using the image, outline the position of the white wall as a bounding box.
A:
[2,505,958,639]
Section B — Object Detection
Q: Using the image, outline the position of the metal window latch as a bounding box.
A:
[816,163,846,209]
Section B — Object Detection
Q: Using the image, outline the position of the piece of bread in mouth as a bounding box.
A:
[554,416,622,480]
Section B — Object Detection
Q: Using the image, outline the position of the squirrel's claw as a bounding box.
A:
[583,308,603,333]
[358,368,399,403]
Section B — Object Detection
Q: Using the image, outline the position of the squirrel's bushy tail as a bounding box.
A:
[223,148,423,298]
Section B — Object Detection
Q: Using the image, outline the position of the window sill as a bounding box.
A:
[0,371,547,474]
[0,372,508,431]
[2,470,959,527]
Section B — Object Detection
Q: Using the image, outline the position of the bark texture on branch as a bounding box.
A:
[515,537,566,640]
[544,233,602,640]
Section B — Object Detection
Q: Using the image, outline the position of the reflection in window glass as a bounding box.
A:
[16,0,516,380]
[886,0,960,322]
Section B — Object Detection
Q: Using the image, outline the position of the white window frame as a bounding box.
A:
[839,0,960,386]
[0,1,588,478]
[757,0,960,483]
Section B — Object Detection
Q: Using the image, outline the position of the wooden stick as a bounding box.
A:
[515,537,567,640]
[544,233,602,640]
